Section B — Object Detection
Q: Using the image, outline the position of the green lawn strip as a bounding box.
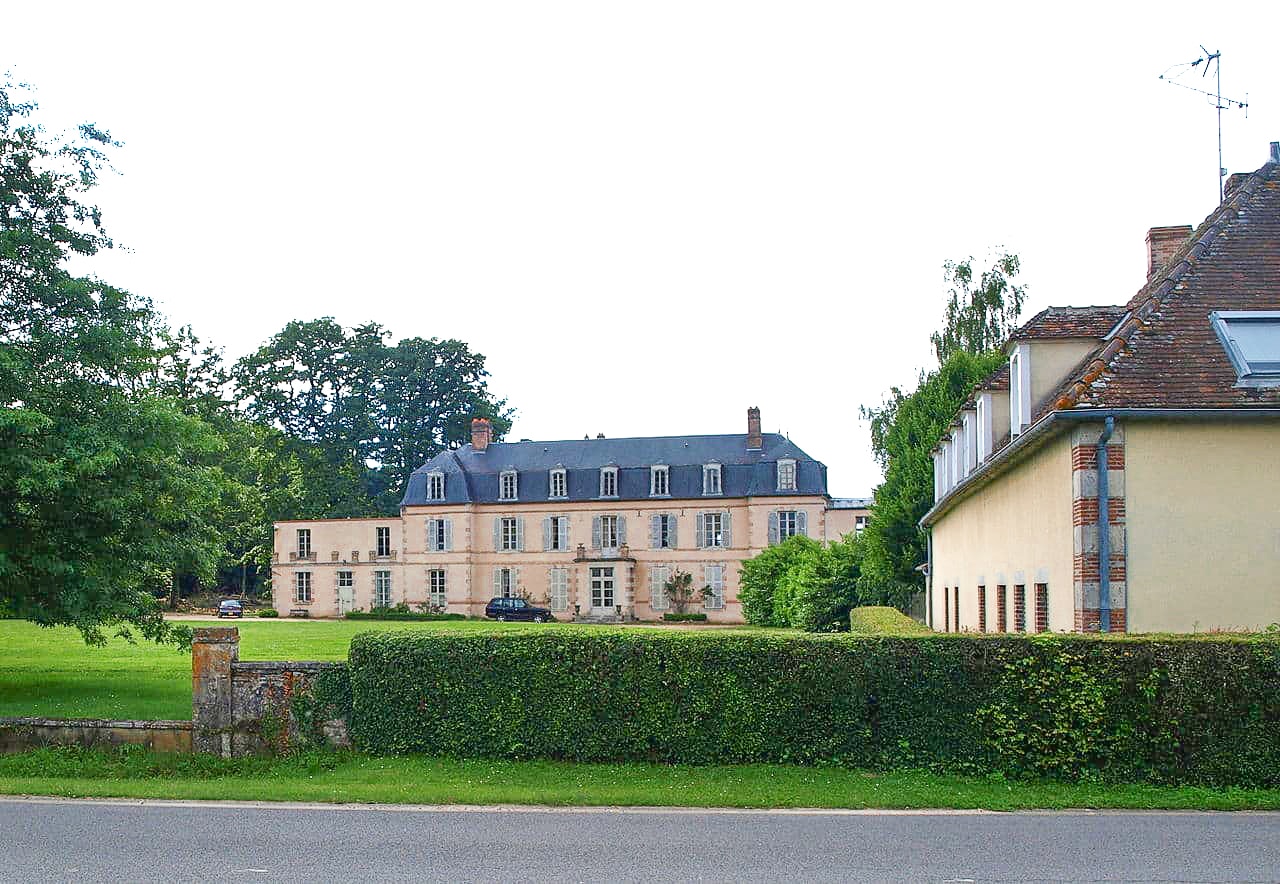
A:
[0,749,1276,810]
[0,619,799,720]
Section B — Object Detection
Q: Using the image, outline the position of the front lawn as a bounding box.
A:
[1,748,1278,811]
[0,618,792,720]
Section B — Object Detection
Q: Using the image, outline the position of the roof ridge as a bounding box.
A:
[1051,160,1275,410]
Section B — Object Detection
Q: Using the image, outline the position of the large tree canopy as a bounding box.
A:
[232,319,512,515]
[857,253,1025,607]
[0,81,234,643]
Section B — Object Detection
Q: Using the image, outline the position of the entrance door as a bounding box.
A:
[590,567,615,612]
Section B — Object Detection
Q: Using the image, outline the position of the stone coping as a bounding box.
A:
[231,661,338,672]
[0,717,192,729]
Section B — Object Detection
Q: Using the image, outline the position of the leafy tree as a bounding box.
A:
[0,80,234,642]
[930,252,1027,363]
[739,535,818,627]
[739,534,863,632]
[232,319,511,515]
[857,250,1025,607]
[663,569,702,615]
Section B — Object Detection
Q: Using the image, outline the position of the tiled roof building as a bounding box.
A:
[924,145,1280,635]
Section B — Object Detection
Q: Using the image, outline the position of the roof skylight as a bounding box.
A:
[1210,311,1280,387]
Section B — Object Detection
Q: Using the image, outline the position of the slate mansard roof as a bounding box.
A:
[401,433,828,506]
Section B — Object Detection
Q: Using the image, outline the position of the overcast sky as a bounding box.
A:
[5,2,1276,496]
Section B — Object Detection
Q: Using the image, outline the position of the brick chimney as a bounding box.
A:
[471,417,492,452]
[1146,225,1192,280]
[746,406,762,450]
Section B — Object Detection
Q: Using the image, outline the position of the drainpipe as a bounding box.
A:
[1096,416,1115,633]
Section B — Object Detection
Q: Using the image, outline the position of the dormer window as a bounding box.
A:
[499,469,518,501]
[426,471,445,501]
[650,465,669,496]
[961,412,977,476]
[1009,344,1031,436]
[549,467,567,499]
[599,466,618,498]
[975,393,993,462]
[776,458,797,492]
[1211,311,1280,387]
[950,428,964,487]
[703,463,722,495]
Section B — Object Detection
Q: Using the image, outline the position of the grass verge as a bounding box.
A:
[1,748,1278,810]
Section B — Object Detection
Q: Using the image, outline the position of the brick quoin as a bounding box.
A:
[1071,445,1125,470]
[1075,608,1127,632]
[1072,499,1127,526]
[1074,554,1126,582]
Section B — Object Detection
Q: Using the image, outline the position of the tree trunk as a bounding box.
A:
[169,571,179,611]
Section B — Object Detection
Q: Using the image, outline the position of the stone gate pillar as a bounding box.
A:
[192,627,239,756]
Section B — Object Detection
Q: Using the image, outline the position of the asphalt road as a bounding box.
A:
[3,798,1278,882]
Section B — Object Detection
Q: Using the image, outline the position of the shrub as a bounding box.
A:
[662,613,708,622]
[738,538,816,626]
[346,630,1280,785]
[345,609,466,621]
[745,534,862,631]
[849,606,931,635]
[257,608,279,618]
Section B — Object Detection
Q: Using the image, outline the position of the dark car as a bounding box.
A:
[217,599,244,618]
[485,597,554,623]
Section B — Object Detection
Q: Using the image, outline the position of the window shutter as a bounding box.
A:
[722,512,733,548]
[668,516,678,549]
[493,518,501,551]
[592,516,602,549]
[542,517,552,551]
[513,567,521,593]
[618,516,627,547]
[768,511,779,546]
[797,511,808,537]
[695,513,705,548]
[516,518,525,551]
[426,519,436,551]
[444,519,453,552]
[493,568,501,597]
[650,515,661,549]
[558,517,569,550]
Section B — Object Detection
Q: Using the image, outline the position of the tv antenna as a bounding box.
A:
[1159,48,1249,202]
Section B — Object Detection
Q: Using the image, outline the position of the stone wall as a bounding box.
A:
[1,627,348,757]
[0,718,192,753]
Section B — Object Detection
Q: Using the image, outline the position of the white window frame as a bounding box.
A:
[854,515,869,534]
[701,512,725,548]
[296,528,311,558]
[776,459,797,492]
[650,465,669,497]
[500,517,521,551]
[1210,310,1280,387]
[375,526,392,558]
[547,515,569,551]
[549,468,567,499]
[599,466,618,498]
[336,570,353,589]
[294,571,313,603]
[548,568,569,612]
[426,471,446,501]
[599,514,620,550]
[428,569,447,609]
[703,463,722,496]
[499,470,518,501]
[975,392,993,462]
[961,411,977,476]
[427,518,450,553]
[374,570,392,608]
[950,427,964,488]
[703,564,725,610]
[777,510,799,540]
[1009,345,1031,436]
[654,513,675,549]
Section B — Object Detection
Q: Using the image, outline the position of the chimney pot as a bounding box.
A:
[746,406,763,450]
[1271,142,1279,163]
[1145,225,1193,280]
[470,417,492,452]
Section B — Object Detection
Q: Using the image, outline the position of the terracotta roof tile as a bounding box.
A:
[1011,305,1129,341]
[1051,160,1280,411]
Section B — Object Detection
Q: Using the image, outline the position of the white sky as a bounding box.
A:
[4,1,1276,496]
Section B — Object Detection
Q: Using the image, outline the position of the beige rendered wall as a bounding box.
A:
[274,495,831,622]
[1125,421,1280,632]
[1027,340,1098,412]
[824,507,868,541]
[929,433,1076,632]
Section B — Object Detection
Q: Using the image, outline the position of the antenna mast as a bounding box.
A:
[1158,48,1249,202]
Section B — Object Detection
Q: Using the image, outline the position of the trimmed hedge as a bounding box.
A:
[347,631,1280,785]
[345,610,466,622]
[257,608,279,618]
[662,613,708,622]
